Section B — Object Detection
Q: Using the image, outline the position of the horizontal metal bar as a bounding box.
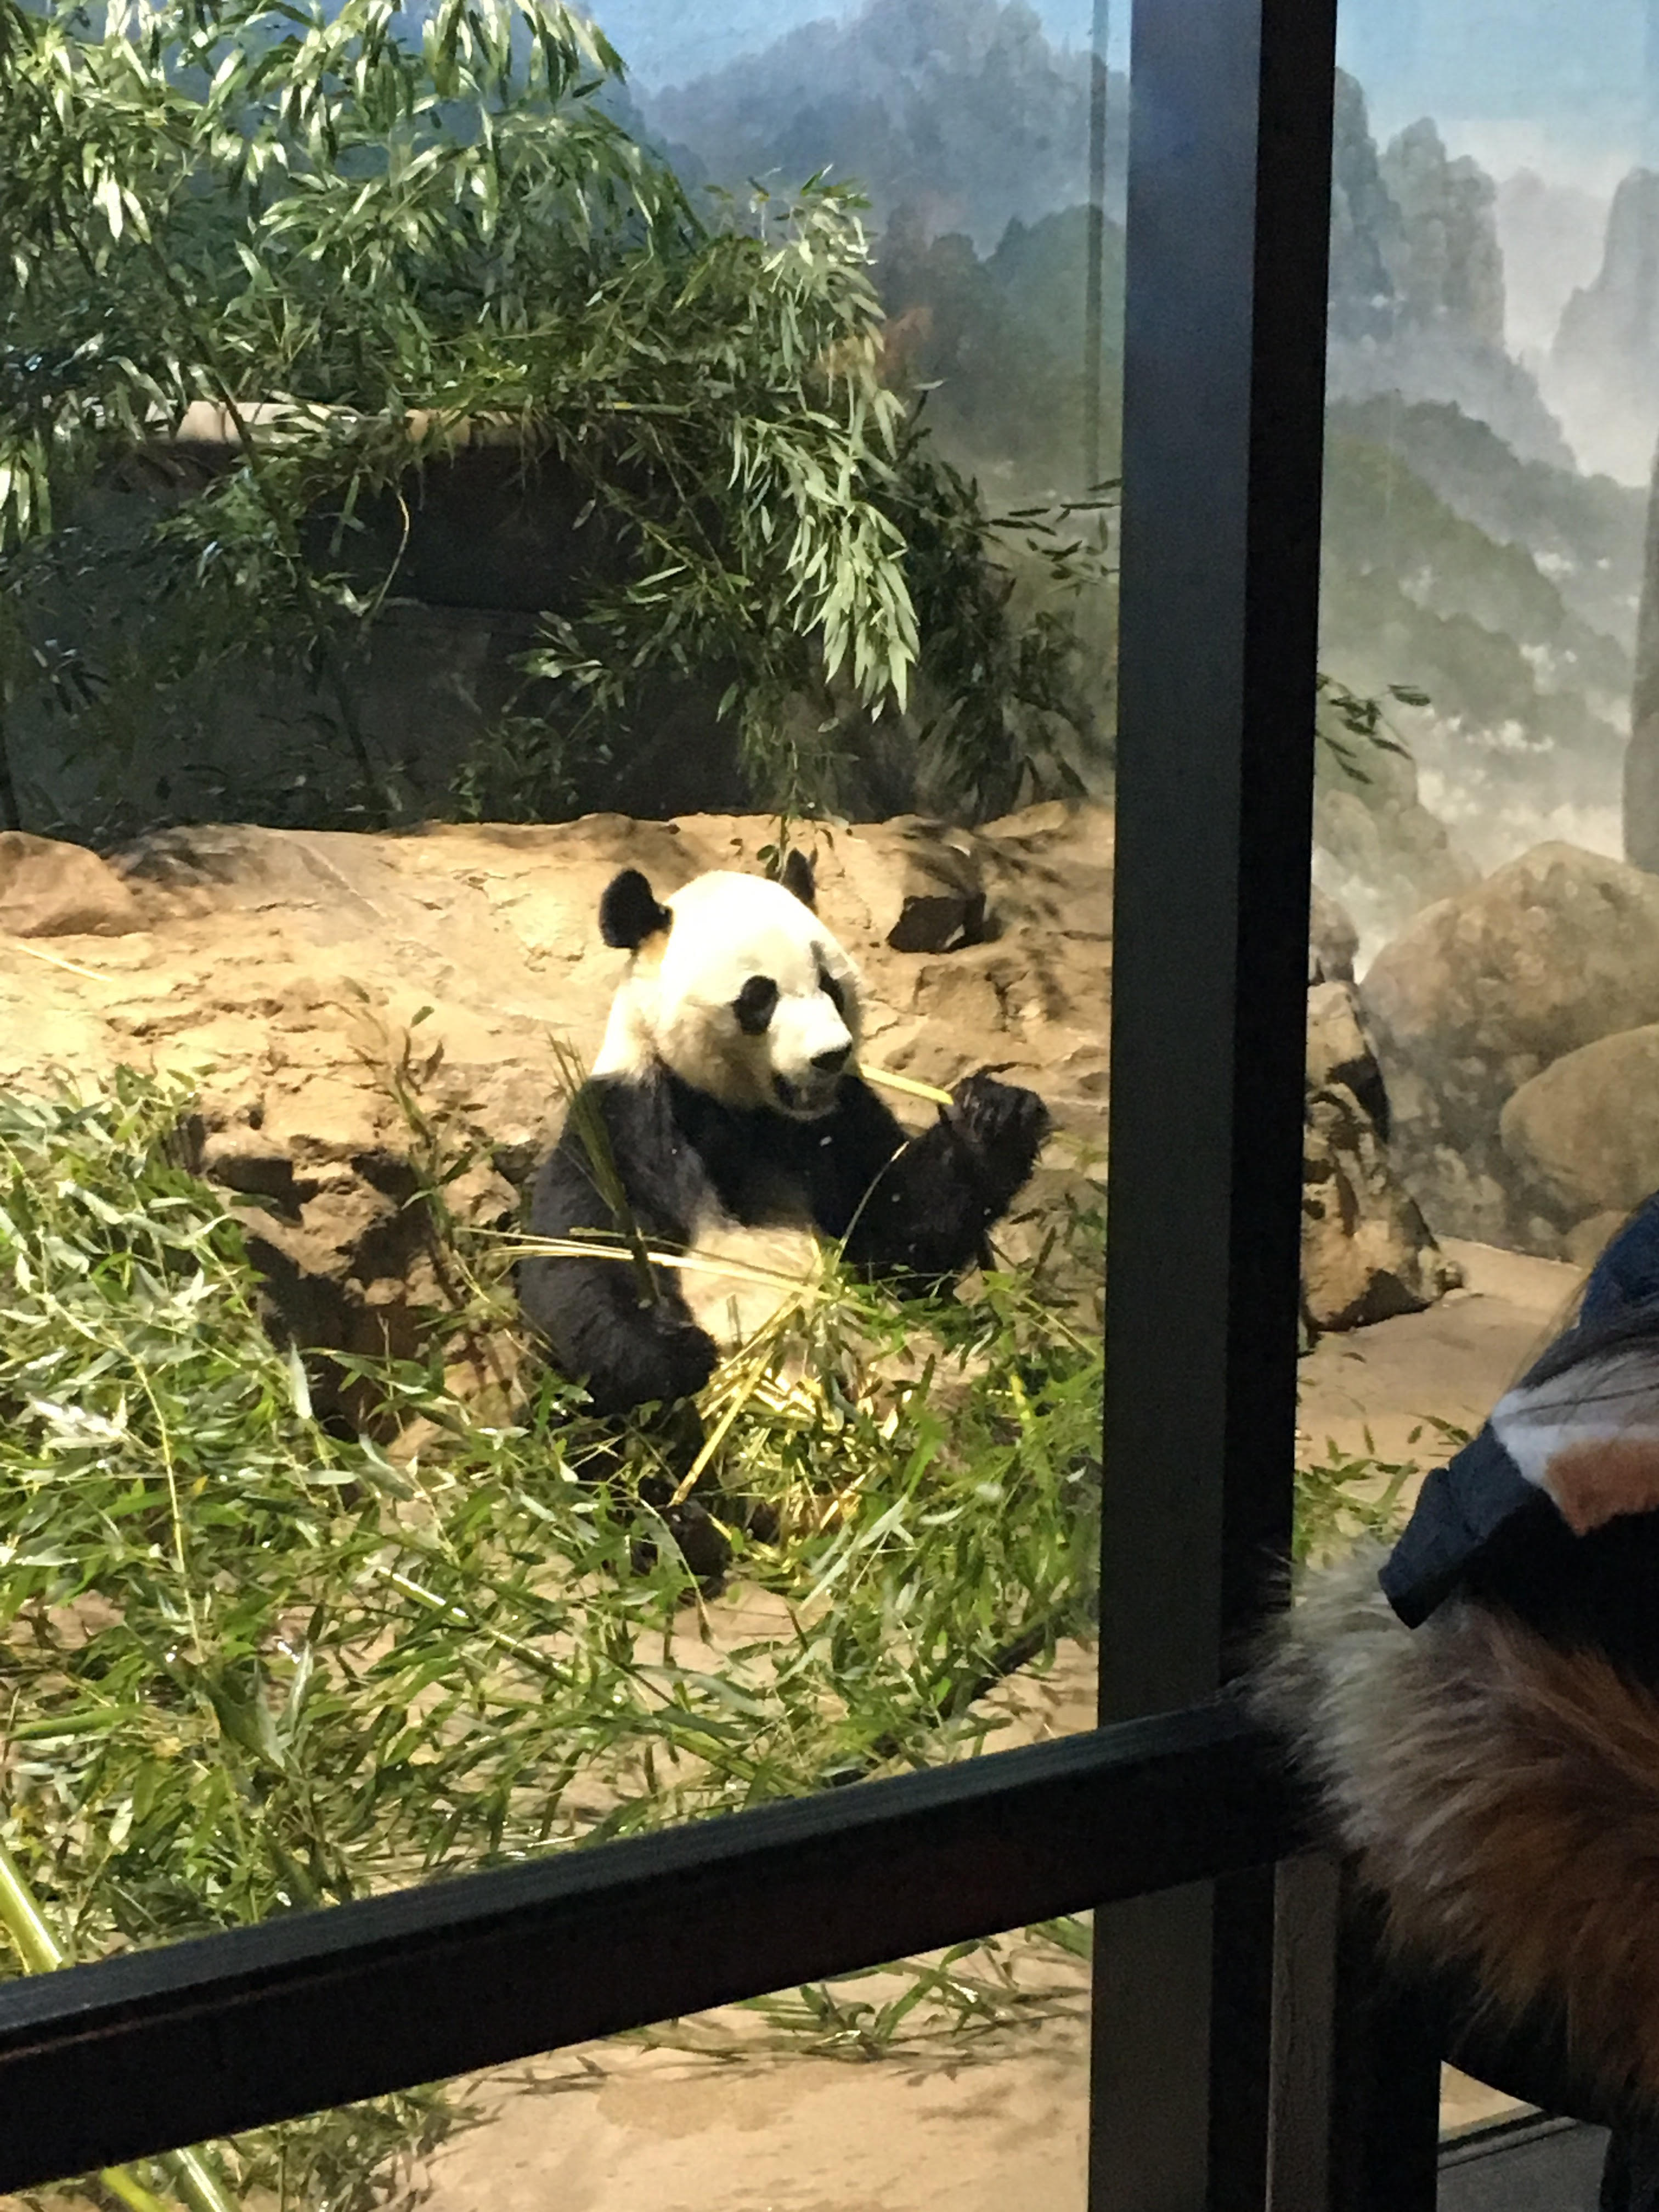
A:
[0,1699,1301,2191]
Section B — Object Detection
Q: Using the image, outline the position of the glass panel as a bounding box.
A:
[1316,0,1624,2146]
[0,1932,1093,2212]
[0,0,1113,2148]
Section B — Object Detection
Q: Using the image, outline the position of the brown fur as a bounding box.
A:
[1256,1548,1659,2104]
[1546,1436,1659,1534]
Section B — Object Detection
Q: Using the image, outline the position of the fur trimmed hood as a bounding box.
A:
[1257,1548,1659,2107]
[1259,1190,1659,2112]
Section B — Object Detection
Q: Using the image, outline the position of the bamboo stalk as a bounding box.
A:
[669,1324,802,1509]
[3,938,116,984]
[859,1064,953,1108]
[505,1232,821,1296]
[0,1837,241,2212]
[99,2171,178,2212]
[861,1064,1101,1155]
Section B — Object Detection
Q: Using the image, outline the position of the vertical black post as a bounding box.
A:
[1324,1893,1443,2212]
[1084,0,1110,493]
[1267,1857,1342,2212]
[1090,0,1338,2206]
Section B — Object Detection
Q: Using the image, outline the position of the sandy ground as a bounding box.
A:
[412,1237,1583,2211]
[422,2028,1093,2212]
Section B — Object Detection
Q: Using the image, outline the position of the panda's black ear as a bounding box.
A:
[780,849,817,911]
[599,868,673,951]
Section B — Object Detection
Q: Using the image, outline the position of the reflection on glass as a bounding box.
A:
[1,0,1113,2196]
[1315,0,1638,2145]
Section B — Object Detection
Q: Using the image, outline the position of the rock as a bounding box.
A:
[1311,721,1477,961]
[1309,887,1359,985]
[1306,980,1390,1137]
[1325,78,1573,470]
[1379,120,1506,351]
[1500,1026,1659,1225]
[1303,1085,1463,1331]
[1312,777,1476,955]
[1362,842,1659,1244]
[882,823,988,953]
[1551,171,1659,486]
[198,1121,299,1207]
[0,832,143,937]
[1302,984,1461,1333]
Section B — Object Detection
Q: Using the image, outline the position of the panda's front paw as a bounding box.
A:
[644,1316,721,1403]
[594,1314,720,1415]
[949,1070,1053,1177]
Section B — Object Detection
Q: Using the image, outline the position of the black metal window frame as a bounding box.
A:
[0,2,1451,2204]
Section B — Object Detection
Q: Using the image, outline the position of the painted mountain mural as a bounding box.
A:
[630,0,1648,946]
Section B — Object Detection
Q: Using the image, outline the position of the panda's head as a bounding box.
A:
[592,854,863,1121]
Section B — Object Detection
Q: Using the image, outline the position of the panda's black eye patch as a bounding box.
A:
[735,976,779,1034]
[818,964,846,1017]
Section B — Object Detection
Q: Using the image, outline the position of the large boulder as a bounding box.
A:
[1306,977,1390,1136]
[1303,983,1462,1331]
[0,832,143,936]
[1361,842,1659,1246]
[879,819,990,953]
[1500,1025,1659,1225]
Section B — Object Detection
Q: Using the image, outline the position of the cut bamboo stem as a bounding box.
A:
[859,1064,953,1108]
[0,1837,241,2212]
[2,938,116,984]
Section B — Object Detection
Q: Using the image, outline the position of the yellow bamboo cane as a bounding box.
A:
[0,1836,240,2212]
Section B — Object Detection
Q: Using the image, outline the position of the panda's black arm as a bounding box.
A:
[810,1071,1052,1285]
[518,1078,721,1415]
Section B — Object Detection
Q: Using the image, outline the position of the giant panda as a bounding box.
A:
[518,854,1053,1423]
[1259,1192,1659,2203]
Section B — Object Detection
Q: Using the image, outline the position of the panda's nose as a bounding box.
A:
[811,1043,851,1075]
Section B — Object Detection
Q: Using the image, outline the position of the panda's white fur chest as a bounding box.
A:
[678,1215,823,1356]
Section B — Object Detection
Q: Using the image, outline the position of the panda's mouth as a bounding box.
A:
[771,1073,840,1121]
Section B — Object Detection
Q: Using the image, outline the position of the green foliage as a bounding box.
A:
[875,206,1126,494]
[0,0,929,825]
[884,433,1115,817]
[1292,1433,1417,1566]
[0,1073,1102,2204]
[1325,435,1629,700]
[646,1921,1093,2062]
[1293,1419,1470,1567]
[1316,673,1421,781]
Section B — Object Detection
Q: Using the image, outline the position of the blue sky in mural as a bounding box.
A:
[1343,0,1654,173]
[596,0,1647,183]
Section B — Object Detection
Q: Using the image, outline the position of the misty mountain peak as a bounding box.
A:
[1380,118,1506,347]
[645,0,1126,251]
